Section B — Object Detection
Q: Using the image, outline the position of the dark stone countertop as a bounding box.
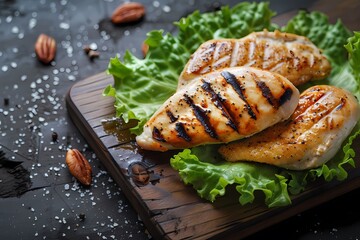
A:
[1,0,360,239]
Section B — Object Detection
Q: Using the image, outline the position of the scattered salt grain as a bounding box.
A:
[11,26,19,34]
[10,62,17,68]
[29,18,37,29]
[6,16,12,23]
[2,65,8,72]
[18,32,24,39]
[89,43,97,50]
[60,0,68,6]
[163,5,171,13]
[153,1,160,7]
[59,22,70,29]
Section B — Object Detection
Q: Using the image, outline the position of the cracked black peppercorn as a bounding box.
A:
[51,132,58,142]
[4,98,9,106]
[79,213,86,221]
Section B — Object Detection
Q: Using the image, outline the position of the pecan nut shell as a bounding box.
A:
[66,149,92,186]
[111,2,145,24]
[34,34,56,64]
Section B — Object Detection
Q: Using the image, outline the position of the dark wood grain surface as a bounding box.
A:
[66,0,360,239]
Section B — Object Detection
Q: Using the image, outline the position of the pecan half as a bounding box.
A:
[129,163,150,186]
[111,2,145,24]
[34,34,56,64]
[66,149,92,186]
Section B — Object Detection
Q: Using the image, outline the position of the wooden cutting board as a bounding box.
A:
[66,1,360,239]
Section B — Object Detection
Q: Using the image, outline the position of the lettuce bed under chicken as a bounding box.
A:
[103,2,360,207]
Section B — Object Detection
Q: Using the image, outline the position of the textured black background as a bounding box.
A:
[1,0,360,239]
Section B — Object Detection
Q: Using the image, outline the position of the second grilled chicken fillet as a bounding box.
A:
[178,30,331,89]
[218,85,360,170]
[136,67,300,151]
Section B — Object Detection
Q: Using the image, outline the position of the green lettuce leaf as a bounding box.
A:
[105,2,360,207]
[170,146,291,207]
[171,127,360,207]
[344,32,360,98]
[175,2,277,53]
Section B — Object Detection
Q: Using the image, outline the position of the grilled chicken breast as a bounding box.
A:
[136,67,300,151]
[218,85,360,170]
[178,30,331,89]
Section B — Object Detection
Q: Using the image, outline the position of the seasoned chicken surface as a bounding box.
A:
[136,67,300,151]
[218,85,360,170]
[178,30,331,89]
